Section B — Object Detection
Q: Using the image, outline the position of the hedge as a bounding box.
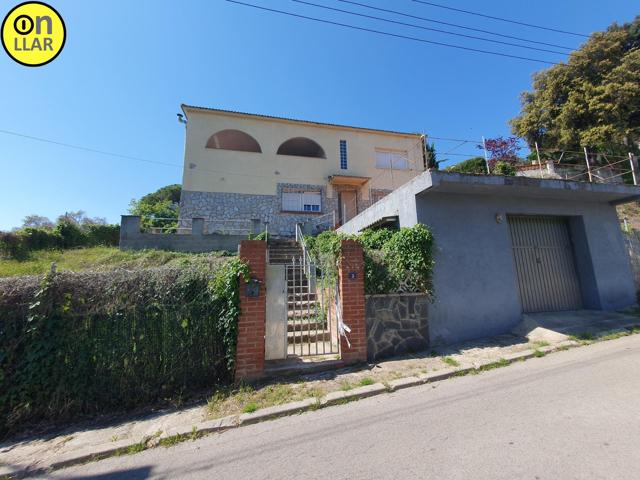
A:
[0,223,120,259]
[0,258,249,437]
[306,225,435,295]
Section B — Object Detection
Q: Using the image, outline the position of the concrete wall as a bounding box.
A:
[365,293,430,361]
[340,171,638,346]
[415,193,636,345]
[119,216,244,253]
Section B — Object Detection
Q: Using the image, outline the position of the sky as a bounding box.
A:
[0,0,637,230]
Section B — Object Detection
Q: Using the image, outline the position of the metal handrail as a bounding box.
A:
[295,223,314,280]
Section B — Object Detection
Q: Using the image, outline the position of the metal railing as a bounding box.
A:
[515,150,639,186]
[295,223,316,287]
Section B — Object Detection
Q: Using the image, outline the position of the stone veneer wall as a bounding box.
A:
[179,184,338,237]
[365,293,430,361]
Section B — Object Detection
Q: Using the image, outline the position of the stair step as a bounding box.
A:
[287,330,331,343]
[287,310,320,319]
[287,320,327,332]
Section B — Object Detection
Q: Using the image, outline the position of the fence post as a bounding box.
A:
[583,146,593,182]
[338,240,367,364]
[629,153,638,186]
[235,240,267,381]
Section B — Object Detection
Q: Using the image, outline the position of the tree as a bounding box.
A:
[22,214,54,229]
[425,142,438,170]
[56,210,107,226]
[129,184,182,230]
[479,136,522,169]
[510,16,640,154]
[446,157,487,174]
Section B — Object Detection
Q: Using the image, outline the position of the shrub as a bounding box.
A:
[20,227,61,250]
[0,232,28,260]
[54,221,88,249]
[446,156,487,174]
[0,258,249,437]
[306,225,435,295]
[382,224,435,293]
[85,224,120,246]
[493,161,516,176]
[358,228,395,250]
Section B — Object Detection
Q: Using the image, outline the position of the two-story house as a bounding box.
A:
[178,105,427,236]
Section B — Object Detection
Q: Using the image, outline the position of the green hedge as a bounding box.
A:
[0,223,120,259]
[0,258,249,437]
[306,225,435,295]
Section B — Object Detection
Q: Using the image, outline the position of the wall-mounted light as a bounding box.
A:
[495,213,504,224]
[177,113,187,124]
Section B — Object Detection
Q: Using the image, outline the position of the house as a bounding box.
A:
[177,105,427,237]
[338,170,640,345]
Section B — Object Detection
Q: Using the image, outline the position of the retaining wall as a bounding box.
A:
[119,216,244,253]
[365,293,430,361]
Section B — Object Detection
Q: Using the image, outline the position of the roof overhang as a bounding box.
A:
[420,172,640,205]
[180,104,424,139]
[328,175,371,186]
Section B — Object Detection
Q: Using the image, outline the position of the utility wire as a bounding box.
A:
[0,129,333,182]
[338,0,574,50]
[412,0,589,38]
[293,0,568,55]
[226,0,561,65]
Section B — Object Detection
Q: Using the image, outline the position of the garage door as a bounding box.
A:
[508,215,582,313]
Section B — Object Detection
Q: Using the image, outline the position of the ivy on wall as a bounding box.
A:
[306,225,435,295]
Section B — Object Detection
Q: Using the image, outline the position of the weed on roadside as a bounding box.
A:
[442,356,460,367]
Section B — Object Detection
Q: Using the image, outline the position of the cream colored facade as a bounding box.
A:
[179,105,426,235]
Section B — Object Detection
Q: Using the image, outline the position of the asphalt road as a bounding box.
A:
[48,334,640,480]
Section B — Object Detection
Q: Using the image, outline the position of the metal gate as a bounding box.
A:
[286,255,340,357]
[508,215,583,313]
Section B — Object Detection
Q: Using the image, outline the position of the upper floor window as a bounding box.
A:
[206,129,262,153]
[340,140,348,170]
[277,137,326,158]
[375,149,409,170]
[282,190,321,212]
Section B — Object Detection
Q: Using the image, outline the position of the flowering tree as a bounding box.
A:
[478,136,522,169]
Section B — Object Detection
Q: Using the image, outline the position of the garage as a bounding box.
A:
[508,215,583,313]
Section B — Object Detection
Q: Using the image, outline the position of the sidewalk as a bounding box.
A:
[2,311,639,478]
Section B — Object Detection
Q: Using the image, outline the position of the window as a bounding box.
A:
[340,140,348,170]
[282,191,321,212]
[375,150,409,170]
[277,137,326,158]
[206,130,262,153]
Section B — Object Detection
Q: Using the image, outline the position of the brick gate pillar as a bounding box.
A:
[235,240,267,381]
[338,240,367,364]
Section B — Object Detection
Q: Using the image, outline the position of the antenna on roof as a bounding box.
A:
[177,113,187,124]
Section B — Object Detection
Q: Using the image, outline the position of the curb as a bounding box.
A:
[5,338,582,478]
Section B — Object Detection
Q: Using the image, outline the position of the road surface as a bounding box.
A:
[45,334,640,479]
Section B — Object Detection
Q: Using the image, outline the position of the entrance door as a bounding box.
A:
[508,215,583,313]
[339,190,357,224]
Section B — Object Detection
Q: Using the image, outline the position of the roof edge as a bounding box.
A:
[180,104,424,138]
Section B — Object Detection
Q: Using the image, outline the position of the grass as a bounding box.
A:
[0,246,234,277]
[207,382,325,419]
[442,356,460,367]
[533,349,546,358]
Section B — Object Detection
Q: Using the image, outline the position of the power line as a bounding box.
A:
[338,0,574,51]
[0,129,334,182]
[226,0,561,65]
[293,0,568,55]
[412,0,589,38]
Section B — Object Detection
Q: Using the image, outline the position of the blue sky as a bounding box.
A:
[0,0,636,230]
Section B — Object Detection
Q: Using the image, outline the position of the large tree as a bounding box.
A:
[510,16,640,154]
[129,184,182,229]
